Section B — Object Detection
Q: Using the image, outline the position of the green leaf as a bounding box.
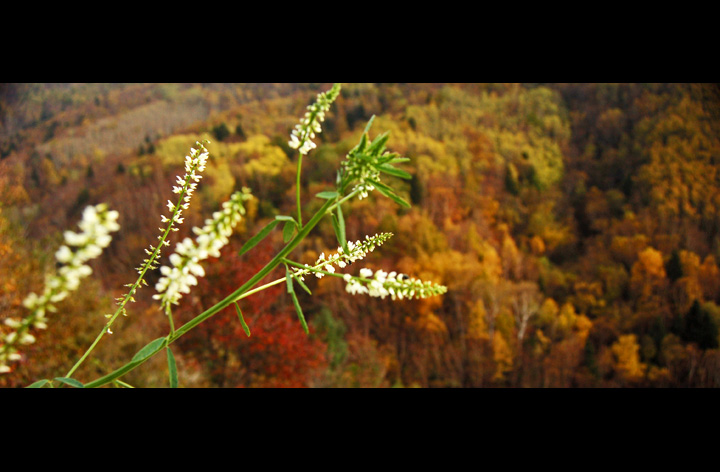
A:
[274,215,296,222]
[316,190,339,200]
[330,213,341,248]
[363,115,376,135]
[294,273,312,295]
[166,347,178,388]
[356,132,368,153]
[285,264,308,334]
[26,379,50,388]
[332,203,349,255]
[290,289,309,335]
[282,220,296,243]
[238,220,279,256]
[367,178,411,208]
[376,163,412,180]
[367,131,390,154]
[234,302,251,337]
[53,377,84,388]
[131,337,167,363]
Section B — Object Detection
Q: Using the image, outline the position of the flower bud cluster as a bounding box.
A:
[153,189,253,312]
[288,83,341,155]
[1,203,120,373]
[341,134,386,200]
[291,232,393,281]
[344,268,447,301]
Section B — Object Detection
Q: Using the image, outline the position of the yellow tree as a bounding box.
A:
[611,334,647,384]
[630,247,668,301]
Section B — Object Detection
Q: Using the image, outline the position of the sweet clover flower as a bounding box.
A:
[153,189,253,313]
[138,141,209,272]
[344,267,447,300]
[290,233,393,281]
[288,83,341,155]
[0,203,120,373]
[116,141,211,317]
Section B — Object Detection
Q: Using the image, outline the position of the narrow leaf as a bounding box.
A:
[26,379,50,388]
[377,152,401,164]
[285,265,294,294]
[363,115,376,135]
[330,213,344,255]
[282,220,295,243]
[356,132,368,153]
[294,273,312,295]
[376,163,412,180]
[367,131,390,153]
[167,347,178,388]
[53,377,84,388]
[290,289,309,335]
[234,302,251,337]
[336,203,349,255]
[367,178,411,208]
[316,190,339,200]
[385,191,411,209]
[131,337,167,362]
[238,220,279,256]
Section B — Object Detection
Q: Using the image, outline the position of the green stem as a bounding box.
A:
[64,154,199,380]
[83,194,351,388]
[283,259,354,280]
[296,151,303,229]
[167,305,176,336]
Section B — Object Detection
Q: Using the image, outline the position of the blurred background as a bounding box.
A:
[1,83,719,388]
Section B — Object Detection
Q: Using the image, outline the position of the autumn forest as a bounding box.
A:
[1,82,719,388]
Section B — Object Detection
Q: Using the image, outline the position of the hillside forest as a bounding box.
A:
[1,83,719,388]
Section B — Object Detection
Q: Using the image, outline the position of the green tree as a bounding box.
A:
[666,250,683,282]
[682,300,719,350]
[212,122,231,142]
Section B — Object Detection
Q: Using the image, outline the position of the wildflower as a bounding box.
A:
[288,83,341,155]
[340,127,411,205]
[290,233,393,280]
[344,267,447,301]
[129,141,211,311]
[153,189,253,312]
[0,203,120,374]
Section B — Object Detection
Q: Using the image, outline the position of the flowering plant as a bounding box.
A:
[1,83,446,388]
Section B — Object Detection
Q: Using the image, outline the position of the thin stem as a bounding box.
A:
[283,259,353,280]
[83,194,351,388]
[64,153,199,379]
[233,277,286,301]
[64,326,112,380]
[167,305,176,336]
[326,190,357,214]
[296,152,303,229]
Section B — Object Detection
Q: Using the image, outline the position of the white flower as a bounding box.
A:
[288,83,341,155]
[343,266,447,301]
[154,189,252,312]
[290,233,394,283]
[0,203,120,374]
[55,245,73,263]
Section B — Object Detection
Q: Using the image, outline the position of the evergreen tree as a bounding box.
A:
[666,250,683,282]
[682,300,719,350]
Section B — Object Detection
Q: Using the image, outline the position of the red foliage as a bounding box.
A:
[175,233,327,387]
